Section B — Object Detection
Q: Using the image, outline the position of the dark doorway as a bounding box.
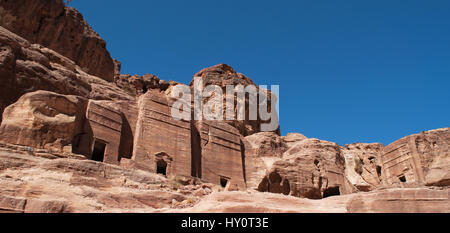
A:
[376,166,382,177]
[190,123,202,178]
[156,159,167,176]
[92,140,106,162]
[323,186,341,198]
[220,177,229,188]
[399,175,407,183]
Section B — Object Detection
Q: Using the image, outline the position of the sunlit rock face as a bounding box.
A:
[380,128,450,187]
[189,64,280,137]
[343,143,384,192]
[0,0,448,214]
[0,0,116,81]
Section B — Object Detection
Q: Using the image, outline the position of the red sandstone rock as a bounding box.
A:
[243,132,288,191]
[245,132,288,158]
[24,199,70,213]
[189,64,280,136]
[193,120,246,190]
[268,138,352,198]
[380,128,450,187]
[346,188,449,213]
[116,74,175,97]
[245,133,354,199]
[343,143,384,191]
[172,187,449,213]
[131,91,192,176]
[0,0,448,213]
[0,91,87,151]
[281,133,307,147]
[0,26,133,123]
[0,0,116,81]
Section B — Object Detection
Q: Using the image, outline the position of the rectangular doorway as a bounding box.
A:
[220,176,230,188]
[92,140,106,162]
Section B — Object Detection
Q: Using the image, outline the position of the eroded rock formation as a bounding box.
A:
[0,0,116,81]
[267,138,352,199]
[190,64,280,136]
[0,91,87,151]
[115,74,176,97]
[380,128,449,187]
[0,26,132,123]
[343,143,384,191]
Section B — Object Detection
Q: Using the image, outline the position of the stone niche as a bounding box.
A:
[72,100,123,164]
[132,91,192,177]
[193,120,247,190]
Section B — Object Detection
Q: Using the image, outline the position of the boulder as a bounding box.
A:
[0,91,87,151]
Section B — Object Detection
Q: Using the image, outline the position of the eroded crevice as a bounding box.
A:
[240,139,246,184]
[190,122,202,178]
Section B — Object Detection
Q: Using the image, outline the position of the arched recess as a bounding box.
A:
[257,170,290,196]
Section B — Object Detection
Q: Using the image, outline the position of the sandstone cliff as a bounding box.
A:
[0,0,116,81]
[0,0,448,213]
[0,26,132,123]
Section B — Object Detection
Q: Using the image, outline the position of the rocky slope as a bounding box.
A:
[0,142,447,213]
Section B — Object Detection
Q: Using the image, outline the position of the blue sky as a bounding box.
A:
[70,0,450,146]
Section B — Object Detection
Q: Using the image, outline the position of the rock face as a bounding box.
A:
[245,128,449,200]
[380,128,450,187]
[190,64,280,136]
[269,138,352,199]
[245,132,287,158]
[243,132,288,191]
[281,133,307,147]
[0,145,200,213]
[346,188,450,213]
[245,133,354,199]
[115,74,175,97]
[1,144,447,213]
[0,0,116,81]
[343,143,384,191]
[178,187,449,213]
[131,91,193,176]
[193,120,246,190]
[0,91,87,151]
[0,26,132,123]
[0,0,448,213]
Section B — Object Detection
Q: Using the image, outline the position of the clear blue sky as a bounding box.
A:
[70,0,450,146]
